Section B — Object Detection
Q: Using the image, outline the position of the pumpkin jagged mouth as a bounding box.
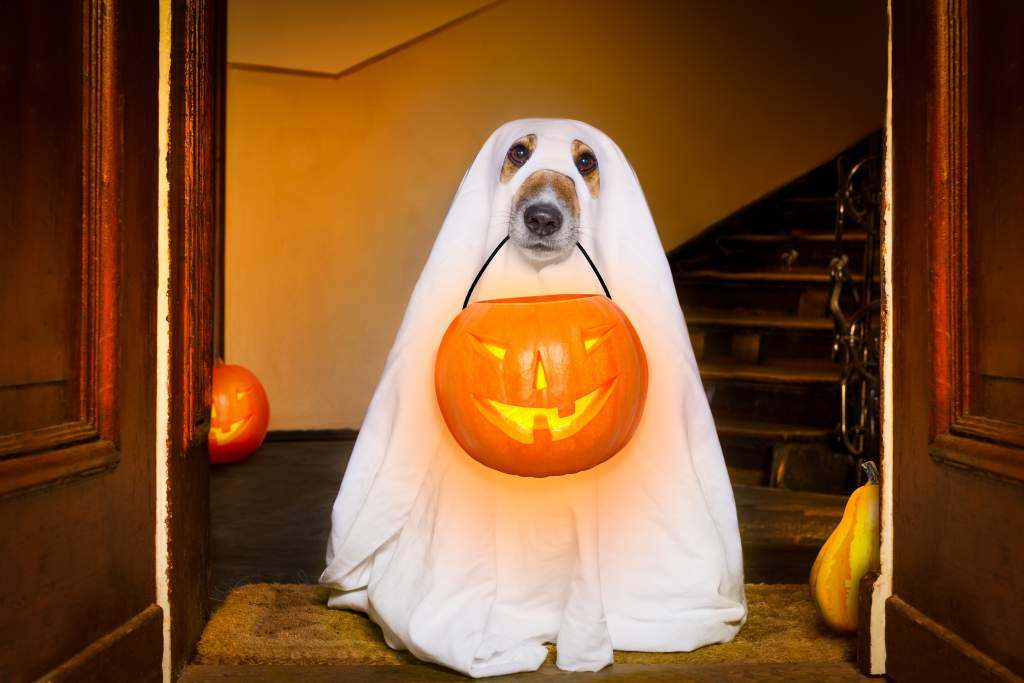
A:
[211,416,251,446]
[473,377,617,444]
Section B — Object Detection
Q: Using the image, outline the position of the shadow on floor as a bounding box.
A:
[210,438,354,609]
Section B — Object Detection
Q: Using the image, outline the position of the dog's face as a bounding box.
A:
[500,134,601,266]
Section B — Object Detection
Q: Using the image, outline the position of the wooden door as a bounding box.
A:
[890,1,1024,679]
[0,1,162,680]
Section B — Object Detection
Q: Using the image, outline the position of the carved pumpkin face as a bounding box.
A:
[435,294,648,477]
[209,363,270,465]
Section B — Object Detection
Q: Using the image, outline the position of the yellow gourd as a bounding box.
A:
[809,461,881,633]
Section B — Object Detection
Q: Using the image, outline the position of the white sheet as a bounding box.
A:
[320,119,746,677]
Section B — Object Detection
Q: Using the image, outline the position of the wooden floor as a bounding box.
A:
[210,439,352,608]
[209,438,847,610]
[182,662,868,682]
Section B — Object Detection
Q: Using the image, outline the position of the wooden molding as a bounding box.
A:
[929,432,1024,485]
[0,421,98,459]
[40,604,163,682]
[82,0,123,442]
[952,415,1024,452]
[928,0,967,439]
[886,596,1020,682]
[926,0,1024,483]
[0,439,119,500]
[0,0,123,495]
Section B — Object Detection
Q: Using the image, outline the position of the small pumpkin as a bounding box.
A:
[209,363,270,465]
[810,461,881,633]
[435,293,648,478]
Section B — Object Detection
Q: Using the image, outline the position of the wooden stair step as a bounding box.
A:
[792,229,868,242]
[734,483,847,583]
[678,267,864,285]
[716,417,831,442]
[687,310,833,331]
[719,231,867,244]
[733,483,845,547]
[784,196,836,205]
[701,362,839,384]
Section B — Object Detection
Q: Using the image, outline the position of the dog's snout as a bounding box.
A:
[523,203,562,237]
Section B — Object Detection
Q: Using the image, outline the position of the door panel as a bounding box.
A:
[965,0,1024,432]
[0,0,119,494]
[0,1,161,680]
[890,0,1024,680]
[0,2,82,439]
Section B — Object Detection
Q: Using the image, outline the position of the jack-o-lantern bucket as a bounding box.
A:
[435,239,648,477]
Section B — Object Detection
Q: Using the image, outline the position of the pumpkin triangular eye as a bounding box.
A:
[534,353,548,390]
[583,325,615,353]
[469,332,507,360]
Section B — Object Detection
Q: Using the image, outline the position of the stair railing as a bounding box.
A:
[829,144,882,476]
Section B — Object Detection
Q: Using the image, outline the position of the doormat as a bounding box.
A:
[194,583,854,667]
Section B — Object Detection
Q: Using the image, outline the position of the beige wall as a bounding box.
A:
[226,0,886,430]
[227,0,493,73]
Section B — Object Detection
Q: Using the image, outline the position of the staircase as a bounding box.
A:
[671,134,882,494]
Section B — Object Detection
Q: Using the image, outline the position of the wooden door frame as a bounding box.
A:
[163,0,224,678]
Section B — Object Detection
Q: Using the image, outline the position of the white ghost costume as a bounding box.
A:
[320,119,746,677]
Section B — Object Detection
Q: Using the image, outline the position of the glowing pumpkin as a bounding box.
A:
[809,461,881,633]
[435,294,648,477]
[209,363,270,465]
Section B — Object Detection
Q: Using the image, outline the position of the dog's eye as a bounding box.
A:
[507,143,531,167]
[575,152,597,175]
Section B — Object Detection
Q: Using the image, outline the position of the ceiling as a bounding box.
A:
[227,0,495,75]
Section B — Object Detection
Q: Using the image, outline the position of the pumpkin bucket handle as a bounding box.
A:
[463,237,612,309]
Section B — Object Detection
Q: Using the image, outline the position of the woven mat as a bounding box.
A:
[195,583,854,667]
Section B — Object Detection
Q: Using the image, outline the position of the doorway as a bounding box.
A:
[198,1,889,680]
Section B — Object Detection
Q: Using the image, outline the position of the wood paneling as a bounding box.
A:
[0,1,82,438]
[166,0,223,675]
[0,0,124,497]
[40,604,163,683]
[886,597,1019,683]
[0,0,161,678]
[923,0,1024,483]
[966,1,1024,431]
[889,0,1024,678]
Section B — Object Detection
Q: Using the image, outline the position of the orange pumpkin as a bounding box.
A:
[435,294,648,477]
[209,363,270,465]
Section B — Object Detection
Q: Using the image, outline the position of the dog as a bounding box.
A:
[500,134,601,265]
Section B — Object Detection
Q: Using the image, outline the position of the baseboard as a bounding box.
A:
[885,595,1020,682]
[265,428,358,442]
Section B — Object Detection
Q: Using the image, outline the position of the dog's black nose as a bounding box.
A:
[523,203,562,237]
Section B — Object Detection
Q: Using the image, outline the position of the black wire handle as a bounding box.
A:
[462,237,612,309]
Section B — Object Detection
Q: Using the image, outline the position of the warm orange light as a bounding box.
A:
[435,294,648,477]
